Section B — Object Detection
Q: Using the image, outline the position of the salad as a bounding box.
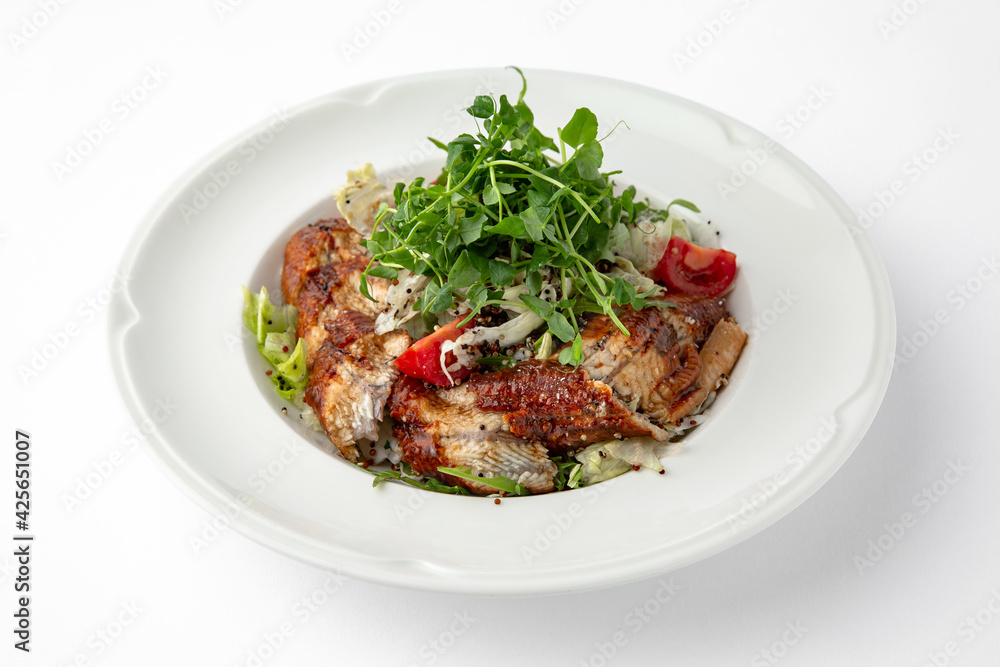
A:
[243,68,746,497]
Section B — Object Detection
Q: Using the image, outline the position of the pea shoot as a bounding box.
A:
[360,67,659,366]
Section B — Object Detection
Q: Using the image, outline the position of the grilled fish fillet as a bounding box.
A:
[388,360,672,493]
[388,375,558,493]
[295,256,388,366]
[663,317,747,422]
[657,293,728,347]
[305,312,410,461]
[574,293,729,423]
[467,361,670,446]
[282,218,402,460]
[281,219,367,305]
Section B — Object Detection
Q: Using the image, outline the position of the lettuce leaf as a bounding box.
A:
[242,286,307,402]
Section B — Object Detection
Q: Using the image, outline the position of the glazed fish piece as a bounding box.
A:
[394,423,558,494]
[389,361,669,451]
[465,360,670,447]
[574,296,728,424]
[575,307,685,418]
[305,310,410,462]
[294,255,388,366]
[281,218,367,305]
[388,375,558,493]
[663,317,747,422]
[387,361,671,495]
[657,292,728,347]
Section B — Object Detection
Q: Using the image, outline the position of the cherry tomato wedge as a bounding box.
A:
[393,316,472,386]
[652,236,737,296]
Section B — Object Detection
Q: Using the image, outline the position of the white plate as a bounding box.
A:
[109,68,895,595]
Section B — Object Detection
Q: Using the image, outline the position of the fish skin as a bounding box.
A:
[466,360,670,447]
[657,292,728,347]
[281,218,366,305]
[295,256,388,366]
[664,317,747,422]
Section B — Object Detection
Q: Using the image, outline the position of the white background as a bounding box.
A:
[4,0,1000,665]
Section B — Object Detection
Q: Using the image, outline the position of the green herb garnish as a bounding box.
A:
[437,466,529,496]
[357,464,472,495]
[360,67,660,367]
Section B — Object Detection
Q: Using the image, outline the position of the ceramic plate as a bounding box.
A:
[109,68,894,595]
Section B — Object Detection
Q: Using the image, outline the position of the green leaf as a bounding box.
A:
[486,215,527,239]
[357,464,471,495]
[468,95,495,119]
[560,108,599,149]
[437,466,528,496]
[558,333,583,367]
[666,198,700,213]
[573,141,604,181]
[483,184,500,206]
[496,95,518,123]
[551,454,584,491]
[475,355,515,367]
[520,206,549,242]
[489,259,517,286]
[527,245,550,273]
[516,100,533,126]
[612,277,636,305]
[621,186,635,222]
[458,212,487,244]
[358,272,373,301]
[460,283,489,324]
[366,264,398,280]
[525,189,549,210]
[446,142,467,170]
[428,281,454,314]
[484,182,516,206]
[526,270,542,295]
[520,294,553,319]
[547,311,575,343]
[448,250,480,289]
[528,127,559,153]
[508,65,528,104]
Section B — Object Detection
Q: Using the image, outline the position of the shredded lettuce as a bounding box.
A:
[242,286,308,401]
[575,438,664,486]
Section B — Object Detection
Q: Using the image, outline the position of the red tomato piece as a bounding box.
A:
[652,236,737,296]
[393,316,472,386]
